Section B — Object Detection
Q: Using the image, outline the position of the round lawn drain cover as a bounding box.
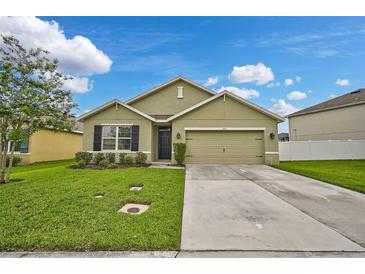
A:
[127,207,140,213]
[118,203,149,215]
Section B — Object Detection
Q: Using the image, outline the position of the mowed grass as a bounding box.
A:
[0,160,185,251]
[274,160,365,194]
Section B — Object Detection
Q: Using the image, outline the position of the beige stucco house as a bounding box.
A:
[77,76,284,165]
[11,117,83,164]
[13,128,83,164]
[288,89,365,141]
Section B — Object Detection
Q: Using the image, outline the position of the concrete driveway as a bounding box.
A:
[181,165,365,252]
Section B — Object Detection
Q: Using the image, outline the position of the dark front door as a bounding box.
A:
[158,127,172,160]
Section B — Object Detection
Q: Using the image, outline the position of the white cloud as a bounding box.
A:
[335,78,350,86]
[229,63,274,85]
[83,109,91,114]
[0,17,112,76]
[204,76,219,86]
[62,76,93,93]
[287,91,307,100]
[0,17,112,94]
[270,99,299,116]
[266,82,280,88]
[284,78,294,86]
[296,76,301,83]
[216,86,260,99]
[330,94,338,98]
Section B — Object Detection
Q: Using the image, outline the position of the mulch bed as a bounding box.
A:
[68,164,150,170]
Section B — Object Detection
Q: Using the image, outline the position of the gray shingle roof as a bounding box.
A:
[288,88,365,117]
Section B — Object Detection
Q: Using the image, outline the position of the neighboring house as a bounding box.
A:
[10,118,83,164]
[288,89,365,141]
[77,76,284,165]
[278,133,289,142]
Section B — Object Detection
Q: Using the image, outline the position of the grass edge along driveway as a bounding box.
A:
[0,160,185,251]
[274,160,365,194]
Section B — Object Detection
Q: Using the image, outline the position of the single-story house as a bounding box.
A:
[288,89,365,141]
[77,76,284,165]
[9,118,83,164]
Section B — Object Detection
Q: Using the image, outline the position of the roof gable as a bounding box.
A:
[76,99,156,122]
[126,76,216,105]
[76,79,284,123]
[167,91,285,122]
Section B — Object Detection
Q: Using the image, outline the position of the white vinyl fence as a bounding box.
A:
[279,140,365,161]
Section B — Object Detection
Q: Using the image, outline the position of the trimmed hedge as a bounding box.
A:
[173,143,186,166]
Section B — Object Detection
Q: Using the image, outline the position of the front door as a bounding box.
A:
[158,127,172,160]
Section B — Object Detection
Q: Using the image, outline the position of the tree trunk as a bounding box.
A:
[0,133,3,173]
[5,141,15,183]
[0,135,7,184]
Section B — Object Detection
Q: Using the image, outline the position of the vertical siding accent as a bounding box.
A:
[93,125,102,151]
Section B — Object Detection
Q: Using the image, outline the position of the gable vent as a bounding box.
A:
[177,86,184,98]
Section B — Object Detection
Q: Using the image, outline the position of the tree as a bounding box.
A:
[0,35,77,183]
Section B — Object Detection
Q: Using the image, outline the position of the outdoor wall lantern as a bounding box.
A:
[176,132,181,139]
[270,133,276,140]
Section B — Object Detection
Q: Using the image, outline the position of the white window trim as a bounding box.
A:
[7,140,14,153]
[101,125,132,151]
[100,123,133,126]
[184,127,266,131]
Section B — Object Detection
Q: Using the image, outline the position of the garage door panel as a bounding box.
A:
[186,131,264,164]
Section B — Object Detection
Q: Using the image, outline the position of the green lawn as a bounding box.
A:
[274,160,365,194]
[0,160,185,251]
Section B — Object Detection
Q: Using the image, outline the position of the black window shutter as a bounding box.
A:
[93,125,102,151]
[131,125,139,151]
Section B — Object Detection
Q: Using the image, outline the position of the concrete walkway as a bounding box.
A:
[181,164,365,252]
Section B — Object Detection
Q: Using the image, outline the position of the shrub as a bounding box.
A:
[107,163,118,169]
[77,159,86,166]
[118,153,127,164]
[6,155,22,167]
[94,153,105,164]
[135,152,147,165]
[105,152,116,163]
[75,152,92,165]
[124,155,134,165]
[99,159,109,168]
[173,143,186,166]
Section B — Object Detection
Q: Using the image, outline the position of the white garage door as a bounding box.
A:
[185,131,264,164]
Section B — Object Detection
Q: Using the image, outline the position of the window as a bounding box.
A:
[102,125,132,151]
[118,126,131,150]
[102,126,116,150]
[7,130,29,153]
[177,86,184,98]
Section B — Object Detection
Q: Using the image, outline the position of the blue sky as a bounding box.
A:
[2,16,365,132]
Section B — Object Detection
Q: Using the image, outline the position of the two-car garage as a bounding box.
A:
[185,130,265,164]
[170,91,284,165]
